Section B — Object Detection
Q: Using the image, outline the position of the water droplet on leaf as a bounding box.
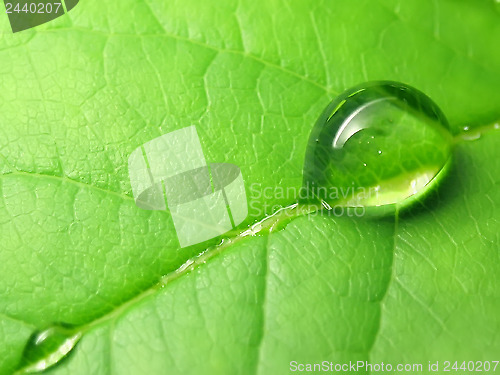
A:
[19,324,81,373]
[302,81,452,209]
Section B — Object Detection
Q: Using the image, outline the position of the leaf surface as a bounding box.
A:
[0,0,499,373]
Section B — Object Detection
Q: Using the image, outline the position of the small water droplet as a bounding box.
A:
[19,324,81,373]
[302,81,452,208]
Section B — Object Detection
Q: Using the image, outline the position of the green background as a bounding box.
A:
[0,0,499,373]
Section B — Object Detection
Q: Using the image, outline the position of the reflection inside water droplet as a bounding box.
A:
[302,81,453,209]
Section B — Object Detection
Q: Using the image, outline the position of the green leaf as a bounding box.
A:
[0,0,499,373]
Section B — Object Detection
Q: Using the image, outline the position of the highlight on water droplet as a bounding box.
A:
[302,81,453,210]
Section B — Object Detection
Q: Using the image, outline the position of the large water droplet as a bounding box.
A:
[302,81,453,209]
